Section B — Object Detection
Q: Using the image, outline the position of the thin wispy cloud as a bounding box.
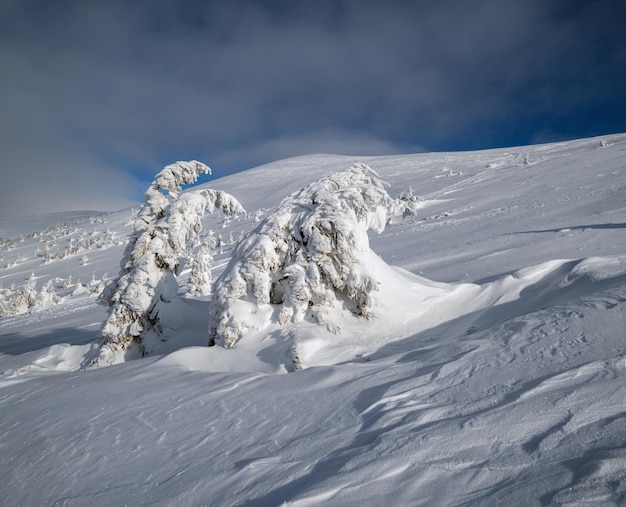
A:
[1,0,625,218]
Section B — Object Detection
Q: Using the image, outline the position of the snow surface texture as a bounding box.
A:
[1,134,626,506]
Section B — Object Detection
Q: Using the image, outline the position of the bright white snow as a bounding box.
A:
[1,134,626,506]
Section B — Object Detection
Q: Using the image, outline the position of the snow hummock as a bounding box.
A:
[1,134,626,506]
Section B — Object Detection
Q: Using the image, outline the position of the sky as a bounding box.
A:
[1,0,625,220]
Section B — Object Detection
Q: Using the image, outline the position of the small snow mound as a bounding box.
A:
[157,345,287,374]
[33,343,96,372]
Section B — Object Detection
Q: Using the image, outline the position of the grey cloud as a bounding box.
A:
[0,46,139,219]
[1,0,625,218]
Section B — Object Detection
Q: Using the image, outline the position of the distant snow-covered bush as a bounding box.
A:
[209,163,407,349]
[0,274,63,317]
[88,273,107,297]
[96,161,245,364]
[399,186,424,219]
[71,279,87,296]
[34,278,62,308]
[1,273,38,317]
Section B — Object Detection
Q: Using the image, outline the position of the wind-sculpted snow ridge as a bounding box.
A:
[96,161,245,365]
[208,163,408,359]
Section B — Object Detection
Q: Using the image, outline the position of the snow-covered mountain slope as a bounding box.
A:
[1,134,626,506]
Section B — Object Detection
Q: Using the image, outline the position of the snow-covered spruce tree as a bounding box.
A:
[97,161,244,364]
[208,162,407,349]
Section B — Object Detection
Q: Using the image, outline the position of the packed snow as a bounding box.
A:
[1,134,626,506]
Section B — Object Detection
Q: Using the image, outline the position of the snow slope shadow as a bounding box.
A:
[0,327,97,356]
[0,327,102,380]
[254,262,626,505]
[238,361,455,506]
[517,222,626,234]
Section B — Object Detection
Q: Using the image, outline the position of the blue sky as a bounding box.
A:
[1,0,625,219]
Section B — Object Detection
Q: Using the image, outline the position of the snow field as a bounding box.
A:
[1,133,626,505]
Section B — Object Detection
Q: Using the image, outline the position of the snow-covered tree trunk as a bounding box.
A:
[96,161,244,365]
[208,163,408,349]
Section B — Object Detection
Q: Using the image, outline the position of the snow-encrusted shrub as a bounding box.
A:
[0,274,62,317]
[209,163,407,348]
[399,186,424,219]
[33,279,61,308]
[88,273,107,297]
[71,279,87,296]
[97,161,244,363]
[40,246,52,264]
[187,233,217,297]
[0,273,38,317]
